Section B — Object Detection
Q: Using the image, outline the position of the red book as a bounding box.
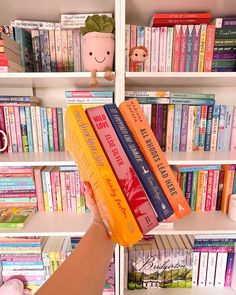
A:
[205,170,214,211]
[204,24,216,72]
[0,53,7,59]
[0,59,8,66]
[0,40,4,46]
[151,12,211,19]
[151,18,211,27]
[52,108,59,152]
[34,166,45,211]
[172,25,182,72]
[86,106,158,234]
[179,25,188,72]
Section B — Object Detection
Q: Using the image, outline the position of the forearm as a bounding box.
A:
[36,223,116,295]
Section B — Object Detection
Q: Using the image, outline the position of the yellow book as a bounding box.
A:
[195,171,205,212]
[65,105,142,246]
[198,24,207,72]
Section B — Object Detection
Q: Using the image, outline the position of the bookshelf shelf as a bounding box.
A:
[0,211,235,238]
[0,212,93,237]
[0,152,74,167]
[125,72,236,88]
[124,287,235,295]
[0,151,235,167]
[0,72,115,88]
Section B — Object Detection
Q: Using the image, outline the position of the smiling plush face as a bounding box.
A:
[82,32,115,72]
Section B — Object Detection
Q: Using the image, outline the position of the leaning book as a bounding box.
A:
[0,208,36,228]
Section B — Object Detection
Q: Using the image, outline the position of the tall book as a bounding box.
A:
[119,99,191,219]
[104,104,173,222]
[65,105,142,246]
[86,106,158,234]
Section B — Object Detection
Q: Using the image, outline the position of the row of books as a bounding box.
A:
[0,236,115,294]
[65,98,191,246]
[125,14,236,72]
[172,164,236,213]
[0,32,25,73]
[125,91,236,152]
[0,98,65,153]
[125,234,235,290]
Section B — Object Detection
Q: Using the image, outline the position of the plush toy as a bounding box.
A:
[0,279,31,295]
[80,15,115,86]
[129,46,148,72]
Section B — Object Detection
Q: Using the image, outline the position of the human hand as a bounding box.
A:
[83,182,103,226]
[0,279,31,295]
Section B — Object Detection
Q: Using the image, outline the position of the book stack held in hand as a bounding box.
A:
[0,32,25,73]
[65,98,192,246]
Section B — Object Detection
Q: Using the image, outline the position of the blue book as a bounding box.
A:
[0,243,40,248]
[14,28,34,72]
[185,25,194,72]
[65,91,113,98]
[194,106,201,149]
[39,30,46,72]
[104,104,173,222]
[2,261,43,266]
[204,105,214,151]
[172,104,182,151]
[40,107,49,152]
[210,105,220,151]
[173,164,221,172]
[217,105,227,151]
[233,170,236,194]
[169,98,215,105]
[25,106,34,152]
[223,106,234,151]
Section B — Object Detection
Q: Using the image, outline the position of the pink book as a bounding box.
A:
[0,193,36,198]
[14,106,23,152]
[50,169,58,211]
[3,106,12,152]
[86,106,158,234]
[8,106,18,152]
[211,170,220,211]
[70,171,76,212]
[52,108,59,151]
[54,168,62,211]
[230,107,236,151]
[60,171,67,211]
[172,25,182,72]
[205,170,214,211]
[159,27,167,72]
[204,24,216,72]
[129,25,137,72]
[179,25,188,72]
[65,171,72,212]
[166,105,175,151]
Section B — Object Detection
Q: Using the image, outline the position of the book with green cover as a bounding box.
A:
[0,208,36,228]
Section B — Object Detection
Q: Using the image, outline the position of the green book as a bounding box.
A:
[0,208,36,228]
[47,108,54,152]
[57,108,64,151]
[190,171,198,211]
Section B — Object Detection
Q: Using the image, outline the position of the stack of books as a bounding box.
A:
[34,166,86,213]
[0,95,66,153]
[0,208,36,228]
[212,18,236,72]
[0,167,37,209]
[125,91,236,152]
[65,98,191,246]
[0,236,47,293]
[125,234,235,290]
[0,32,25,72]
[172,164,236,213]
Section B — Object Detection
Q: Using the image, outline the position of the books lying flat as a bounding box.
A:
[0,208,36,228]
[65,105,142,246]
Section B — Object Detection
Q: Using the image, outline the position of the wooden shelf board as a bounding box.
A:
[0,151,236,166]
[126,72,236,87]
[0,72,114,88]
[0,212,93,237]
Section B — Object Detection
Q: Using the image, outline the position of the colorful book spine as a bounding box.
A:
[195,171,205,212]
[198,24,207,72]
[156,105,163,145]
[191,25,201,72]
[172,104,182,151]
[87,106,158,234]
[8,106,17,152]
[166,105,174,152]
[159,27,167,72]
[57,108,64,151]
[179,25,188,72]
[172,25,182,72]
[187,106,195,151]
[223,106,234,151]
[204,105,213,151]
[185,172,193,205]
[180,105,189,152]
[31,30,41,72]
[205,170,214,211]
[104,103,173,222]
[35,106,43,152]
[48,30,57,72]
[119,99,191,219]
[190,171,198,210]
[144,26,151,72]
[65,105,142,246]
[40,107,49,152]
[14,106,23,152]
[217,105,227,151]
[125,24,130,72]
[225,252,235,287]
[39,30,46,71]
[52,108,59,152]
[55,28,63,72]
[46,108,54,152]
[73,30,81,72]
[204,24,216,72]
[210,105,220,151]
[230,107,236,151]
[221,165,235,213]
[136,26,145,71]
[67,30,74,72]
[25,106,34,152]
[34,167,44,211]
[44,30,51,72]
[165,27,174,72]
[19,107,29,152]
[198,106,208,151]
[150,27,160,72]
[61,30,68,72]
[129,25,137,72]
[185,25,194,72]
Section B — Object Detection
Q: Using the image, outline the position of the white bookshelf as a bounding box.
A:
[1,0,236,294]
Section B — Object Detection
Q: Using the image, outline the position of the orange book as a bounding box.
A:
[65,105,142,246]
[119,99,191,219]
[221,165,235,213]
[195,171,205,212]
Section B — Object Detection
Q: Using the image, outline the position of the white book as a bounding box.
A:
[144,26,151,72]
[154,235,166,288]
[192,251,200,286]
[214,252,228,287]
[141,104,152,126]
[46,167,54,212]
[198,252,208,287]
[124,248,128,290]
[60,13,112,24]
[187,106,195,152]
[125,24,131,72]
[223,106,234,151]
[35,106,43,152]
[30,106,39,153]
[166,104,174,152]
[159,27,167,72]
[151,27,160,72]
[165,27,174,72]
[201,170,208,211]
[206,252,217,287]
